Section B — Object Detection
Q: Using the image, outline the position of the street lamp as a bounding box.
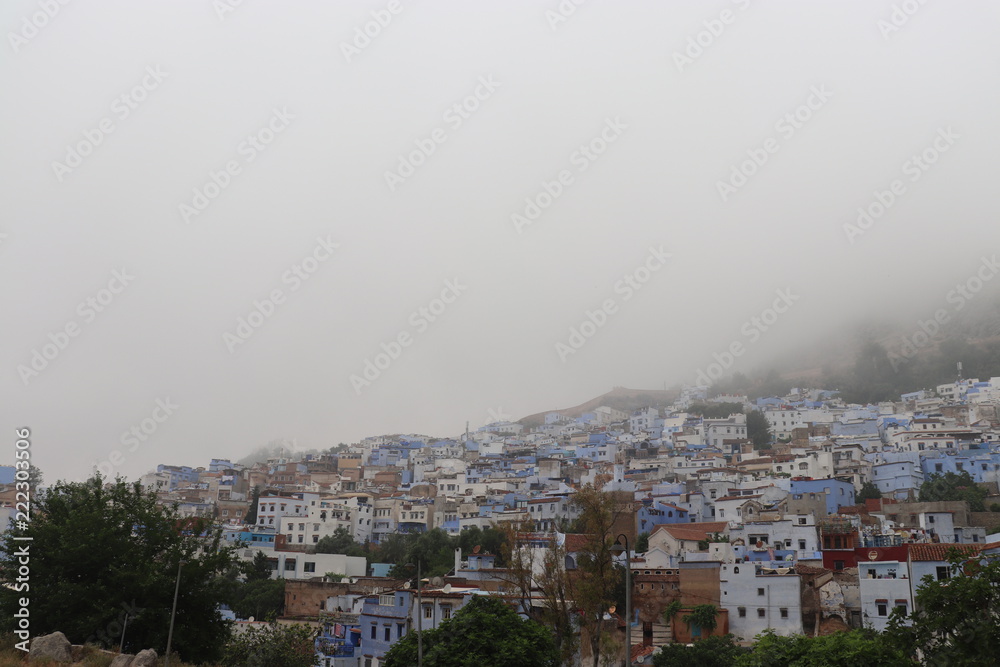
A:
[164,559,185,667]
[405,562,423,667]
[611,535,632,667]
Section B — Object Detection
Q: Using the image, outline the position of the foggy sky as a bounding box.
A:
[4,0,1000,484]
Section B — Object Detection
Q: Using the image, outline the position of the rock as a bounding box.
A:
[110,655,135,667]
[131,649,158,667]
[29,631,73,662]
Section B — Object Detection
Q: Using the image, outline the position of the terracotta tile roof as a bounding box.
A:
[908,543,981,562]
[652,521,729,542]
[563,533,593,553]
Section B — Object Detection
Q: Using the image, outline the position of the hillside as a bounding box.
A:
[517,386,680,428]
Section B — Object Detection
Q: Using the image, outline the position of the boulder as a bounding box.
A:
[29,631,73,662]
[131,648,158,667]
[110,655,135,667]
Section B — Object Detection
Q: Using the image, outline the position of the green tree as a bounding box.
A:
[857,481,883,502]
[884,548,1000,665]
[746,410,772,449]
[0,475,237,662]
[245,485,261,524]
[919,471,988,511]
[653,634,747,667]
[221,621,316,667]
[741,628,911,667]
[635,532,650,553]
[383,595,559,667]
[386,528,457,578]
[682,604,719,637]
[316,526,366,557]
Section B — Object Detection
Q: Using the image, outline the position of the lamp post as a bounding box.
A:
[164,559,185,667]
[406,562,423,667]
[612,535,632,667]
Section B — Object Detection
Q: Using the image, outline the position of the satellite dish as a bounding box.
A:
[430,576,445,587]
[248,616,255,622]
[442,584,452,593]
[403,581,411,589]
[473,545,481,554]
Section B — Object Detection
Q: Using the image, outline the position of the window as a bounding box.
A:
[928,515,935,524]
[284,560,296,571]
[738,607,746,617]
[312,535,319,543]
[780,608,788,619]
[799,517,807,525]
[799,540,806,550]
[384,626,391,641]
[757,608,766,618]
[877,603,888,616]
[733,566,740,574]
[896,602,907,615]
[936,566,950,581]
[423,606,433,619]
[398,623,405,638]
[304,562,315,573]
[297,535,303,543]
[757,588,765,596]
[441,606,451,619]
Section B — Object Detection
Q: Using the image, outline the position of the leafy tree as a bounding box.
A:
[0,475,237,662]
[316,526,366,558]
[741,628,911,667]
[746,410,772,449]
[571,485,627,667]
[386,528,457,578]
[919,471,988,511]
[383,595,559,667]
[857,481,883,502]
[245,485,261,524]
[662,600,682,627]
[457,524,506,561]
[221,621,316,667]
[682,604,719,636]
[635,531,649,553]
[884,548,1000,665]
[653,634,747,667]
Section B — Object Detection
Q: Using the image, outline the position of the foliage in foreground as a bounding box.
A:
[0,476,237,662]
[383,595,559,667]
[654,630,910,667]
[221,622,316,667]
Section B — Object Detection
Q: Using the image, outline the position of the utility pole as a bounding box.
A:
[164,559,184,667]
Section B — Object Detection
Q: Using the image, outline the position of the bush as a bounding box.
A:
[221,622,317,667]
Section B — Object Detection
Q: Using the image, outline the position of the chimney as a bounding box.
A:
[454,547,462,573]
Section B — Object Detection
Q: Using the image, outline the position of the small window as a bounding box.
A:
[423,606,433,619]
[304,562,315,573]
[757,588,765,596]
[442,606,451,619]
[757,608,765,618]
[936,566,950,581]
[370,624,377,639]
[733,566,740,574]
[384,626,391,641]
[780,608,788,619]
[877,603,888,617]
[738,607,746,617]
